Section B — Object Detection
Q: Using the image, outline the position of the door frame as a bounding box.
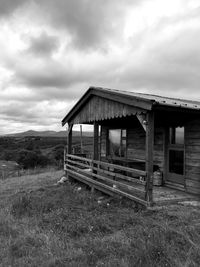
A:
[164,127,186,187]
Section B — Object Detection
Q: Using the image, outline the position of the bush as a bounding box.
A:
[16,149,50,169]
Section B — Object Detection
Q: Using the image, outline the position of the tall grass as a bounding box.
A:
[0,171,200,266]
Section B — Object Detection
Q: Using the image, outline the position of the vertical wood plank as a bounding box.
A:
[67,123,73,154]
[145,112,154,205]
[93,122,99,160]
[66,123,73,181]
[93,122,99,178]
[163,126,169,184]
[106,128,110,157]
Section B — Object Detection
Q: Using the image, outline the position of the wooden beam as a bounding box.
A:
[67,169,148,206]
[163,127,169,184]
[92,122,99,180]
[93,122,99,160]
[145,111,154,205]
[136,114,147,131]
[67,123,73,154]
[93,90,152,111]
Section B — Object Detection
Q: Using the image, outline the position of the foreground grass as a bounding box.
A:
[0,172,200,266]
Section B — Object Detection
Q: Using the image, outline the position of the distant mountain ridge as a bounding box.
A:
[3,130,93,138]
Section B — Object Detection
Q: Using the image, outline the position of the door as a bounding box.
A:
[166,126,185,185]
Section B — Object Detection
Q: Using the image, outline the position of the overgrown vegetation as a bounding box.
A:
[0,136,93,170]
[0,170,200,266]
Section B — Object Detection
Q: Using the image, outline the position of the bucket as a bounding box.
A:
[153,170,163,186]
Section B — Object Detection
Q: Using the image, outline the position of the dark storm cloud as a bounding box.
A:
[118,20,200,96]
[0,99,65,126]
[26,32,60,57]
[17,64,71,88]
[15,59,86,90]
[0,0,27,17]
[34,0,135,49]
[0,0,135,50]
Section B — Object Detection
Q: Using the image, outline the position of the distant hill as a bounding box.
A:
[4,130,93,138]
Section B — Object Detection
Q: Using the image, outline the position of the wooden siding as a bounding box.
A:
[70,96,146,124]
[127,122,145,161]
[100,116,164,170]
[100,126,107,158]
[154,127,164,171]
[185,119,200,194]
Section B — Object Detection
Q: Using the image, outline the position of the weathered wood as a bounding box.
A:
[184,118,200,194]
[185,166,200,176]
[163,127,169,183]
[65,163,145,194]
[93,122,99,160]
[127,121,146,161]
[145,112,154,205]
[136,114,146,131]
[65,156,146,185]
[66,153,147,180]
[67,124,73,155]
[70,95,147,124]
[185,179,200,189]
[93,88,152,110]
[66,168,148,205]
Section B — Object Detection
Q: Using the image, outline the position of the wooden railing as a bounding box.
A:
[64,153,150,206]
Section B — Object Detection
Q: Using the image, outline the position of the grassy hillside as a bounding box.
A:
[0,172,200,266]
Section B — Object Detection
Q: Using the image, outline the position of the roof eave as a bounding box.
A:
[61,87,154,126]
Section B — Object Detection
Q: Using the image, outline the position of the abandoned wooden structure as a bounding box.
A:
[62,87,200,206]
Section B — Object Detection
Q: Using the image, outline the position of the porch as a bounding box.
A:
[64,153,196,206]
[62,87,200,206]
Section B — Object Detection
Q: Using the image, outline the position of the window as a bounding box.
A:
[168,126,185,176]
[108,129,127,157]
[169,127,184,145]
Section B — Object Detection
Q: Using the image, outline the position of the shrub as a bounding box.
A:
[16,149,50,169]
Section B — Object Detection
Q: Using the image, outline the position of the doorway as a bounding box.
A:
[166,126,185,185]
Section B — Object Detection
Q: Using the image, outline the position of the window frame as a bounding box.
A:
[107,128,127,158]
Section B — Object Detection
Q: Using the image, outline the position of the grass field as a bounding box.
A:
[0,171,200,266]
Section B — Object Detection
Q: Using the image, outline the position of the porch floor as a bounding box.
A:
[153,186,198,205]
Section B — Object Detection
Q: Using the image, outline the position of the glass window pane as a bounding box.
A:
[122,129,126,138]
[109,129,121,157]
[108,129,126,157]
[169,149,184,175]
[175,127,184,144]
[169,127,184,145]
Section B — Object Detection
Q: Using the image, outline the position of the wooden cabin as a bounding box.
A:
[62,87,200,206]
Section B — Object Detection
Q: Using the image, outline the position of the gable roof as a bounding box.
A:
[62,86,200,126]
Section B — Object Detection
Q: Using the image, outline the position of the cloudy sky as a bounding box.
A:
[0,0,200,134]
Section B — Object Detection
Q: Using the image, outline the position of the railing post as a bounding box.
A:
[63,146,66,169]
[145,111,154,206]
[66,123,73,180]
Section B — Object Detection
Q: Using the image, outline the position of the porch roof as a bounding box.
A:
[62,86,200,126]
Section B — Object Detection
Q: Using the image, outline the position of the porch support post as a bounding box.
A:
[93,121,99,160]
[145,111,154,205]
[163,126,169,184]
[65,123,73,181]
[67,123,73,154]
[92,122,99,187]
